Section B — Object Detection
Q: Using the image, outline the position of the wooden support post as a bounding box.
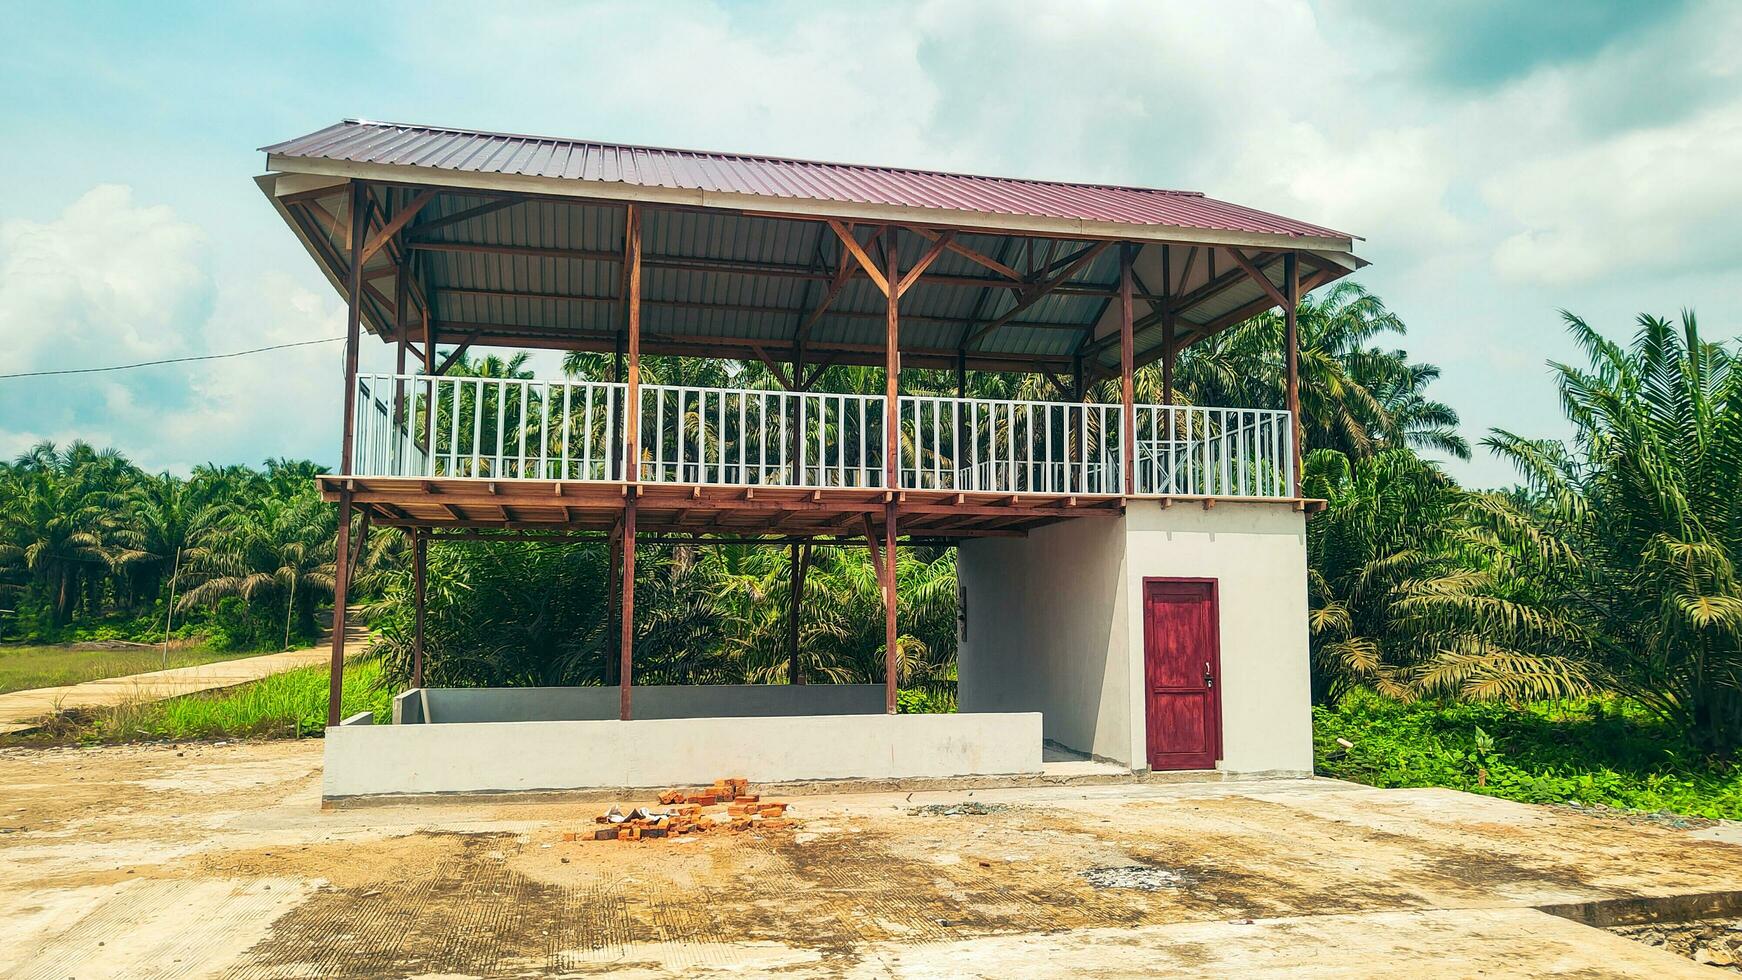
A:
[1119,243,1136,497]
[788,542,809,685]
[620,204,642,720]
[393,256,409,428]
[1284,251,1301,496]
[327,180,368,728]
[411,529,427,688]
[883,233,901,715]
[619,499,636,720]
[883,504,898,714]
[605,525,621,685]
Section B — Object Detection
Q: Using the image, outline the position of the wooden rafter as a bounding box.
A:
[905,226,1024,283]
[962,241,1109,349]
[407,197,523,239]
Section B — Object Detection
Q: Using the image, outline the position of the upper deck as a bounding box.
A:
[326,372,1299,538]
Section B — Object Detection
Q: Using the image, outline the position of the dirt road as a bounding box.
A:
[2,740,1738,977]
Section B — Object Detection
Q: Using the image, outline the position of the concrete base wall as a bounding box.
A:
[322,712,1043,798]
[392,684,885,724]
[958,500,1312,773]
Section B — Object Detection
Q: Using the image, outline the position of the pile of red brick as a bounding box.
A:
[579,777,795,842]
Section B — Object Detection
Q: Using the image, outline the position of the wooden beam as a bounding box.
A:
[1226,247,1289,308]
[407,197,522,238]
[896,230,956,297]
[361,189,438,263]
[963,241,1110,349]
[1284,251,1302,496]
[906,226,1025,282]
[1119,244,1136,497]
[883,501,898,715]
[619,497,636,719]
[623,205,643,483]
[434,331,479,375]
[829,220,891,296]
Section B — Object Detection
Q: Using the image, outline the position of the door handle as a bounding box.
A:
[1203,662,1214,689]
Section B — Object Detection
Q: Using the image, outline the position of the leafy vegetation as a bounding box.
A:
[1315,691,1742,820]
[1,658,394,745]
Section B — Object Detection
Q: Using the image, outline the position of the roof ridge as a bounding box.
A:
[268,118,1210,199]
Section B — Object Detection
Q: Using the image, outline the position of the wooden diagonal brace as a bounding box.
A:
[829,221,891,296]
[361,189,438,264]
[897,230,955,297]
[862,513,886,581]
[1225,248,1290,309]
[963,241,1110,349]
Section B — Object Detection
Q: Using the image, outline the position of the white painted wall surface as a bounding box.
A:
[1123,500,1313,773]
[322,712,1043,798]
[398,684,885,724]
[957,501,1313,774]
[957,517,1133,764]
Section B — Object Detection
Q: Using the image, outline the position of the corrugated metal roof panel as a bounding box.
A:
[266,120,1354,242]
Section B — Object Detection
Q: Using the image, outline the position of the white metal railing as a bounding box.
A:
[899,395,1122,495]
[353,377,428,478]
[346,375,1293,500]
[1130,405,1293,497]
[355,373,628,480]
[636,384,886,488]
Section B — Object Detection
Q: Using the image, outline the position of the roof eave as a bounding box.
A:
[264,153,1359,254]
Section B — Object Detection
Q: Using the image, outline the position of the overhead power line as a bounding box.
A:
[0,336,345,380]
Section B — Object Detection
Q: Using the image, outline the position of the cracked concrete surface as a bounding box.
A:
[1,739,1737,977]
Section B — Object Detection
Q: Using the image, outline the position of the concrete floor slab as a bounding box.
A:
[2,740,1739,977]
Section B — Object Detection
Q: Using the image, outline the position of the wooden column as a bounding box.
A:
[411,529,427,688]
[619,503,636,720]
[788,543,809,685]
[1119,243,1136,497]
[883,234,901,714]
[327,182,368,727]
[605,529,621,685]
[619,204,642,720]
[1284,251,1302,496]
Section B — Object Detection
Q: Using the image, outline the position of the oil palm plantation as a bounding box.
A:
[1407,312,1742,751]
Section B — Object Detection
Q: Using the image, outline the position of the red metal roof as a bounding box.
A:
[263,120,1354,243]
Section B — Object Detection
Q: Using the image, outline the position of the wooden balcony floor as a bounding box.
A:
[318,476,1129,538]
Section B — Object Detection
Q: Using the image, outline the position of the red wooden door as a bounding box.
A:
[1143,579,1222,770]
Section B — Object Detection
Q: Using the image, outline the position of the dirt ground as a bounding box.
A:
[3,740,1741,977]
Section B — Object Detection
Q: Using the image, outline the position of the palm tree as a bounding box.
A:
[1407,311,1742,750]
[0,442,124,625]
[177,492,338,648]
[1166,281,1470,461]
[112,472,227,613]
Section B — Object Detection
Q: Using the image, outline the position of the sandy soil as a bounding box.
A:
[2,740,1739,977]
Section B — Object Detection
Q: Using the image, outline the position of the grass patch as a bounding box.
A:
[2,658,396,745]
[0,643,263,695]
[1315,691,1742,820]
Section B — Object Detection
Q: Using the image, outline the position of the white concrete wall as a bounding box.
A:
[957,517,1132,764]
[399,684,885,724]
[956,501,1313,774]
[1123,500,1313,773]
[322,712,1043,798]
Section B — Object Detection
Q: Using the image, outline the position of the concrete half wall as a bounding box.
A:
[322,712,1043,798]
[393,684,885,724]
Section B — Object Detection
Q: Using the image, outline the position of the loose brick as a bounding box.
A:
[733,795,760,804]
[593,828,620,841]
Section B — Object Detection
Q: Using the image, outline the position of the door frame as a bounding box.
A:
[1141,576,1224,769]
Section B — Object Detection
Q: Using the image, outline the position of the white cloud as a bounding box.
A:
[0,186,345,473]
[1484,102,1742,285]
[0,185,209,375]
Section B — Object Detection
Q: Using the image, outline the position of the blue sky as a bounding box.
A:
[2,0,1738,486]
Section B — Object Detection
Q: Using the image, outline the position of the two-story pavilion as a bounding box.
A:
[258,120,1363,798]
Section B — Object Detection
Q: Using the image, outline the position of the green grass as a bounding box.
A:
[0,643,264,695]
[1315,691,1742,820]
[2,658,396,745]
